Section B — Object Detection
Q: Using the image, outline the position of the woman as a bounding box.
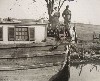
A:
[51,7,60,40]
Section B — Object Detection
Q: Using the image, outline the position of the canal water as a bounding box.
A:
[70,64,100,81]
[0,63,100,81]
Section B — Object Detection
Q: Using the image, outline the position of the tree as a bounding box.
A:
[45,0,54,23]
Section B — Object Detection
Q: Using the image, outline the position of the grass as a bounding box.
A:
[74,23,100,41]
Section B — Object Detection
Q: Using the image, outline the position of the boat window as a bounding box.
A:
[15,27,29,41]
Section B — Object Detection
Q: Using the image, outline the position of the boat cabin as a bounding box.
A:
[0,23,47,44]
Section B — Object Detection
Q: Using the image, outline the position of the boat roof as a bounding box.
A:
[0,22,47,26]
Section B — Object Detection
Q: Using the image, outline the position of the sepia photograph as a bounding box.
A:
[0,0,100,81]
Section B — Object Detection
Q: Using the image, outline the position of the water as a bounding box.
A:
[70,64,100,81]
[0,64,100,81]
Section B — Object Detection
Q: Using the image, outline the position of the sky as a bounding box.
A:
[0,0,100,25]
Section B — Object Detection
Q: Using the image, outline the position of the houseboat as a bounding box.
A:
[0,19,77,57]
[0,20,77,74]
[0,19,78,81]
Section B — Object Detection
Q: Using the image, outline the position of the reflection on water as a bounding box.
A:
[70,64,100,81]
[0,64,100,81]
